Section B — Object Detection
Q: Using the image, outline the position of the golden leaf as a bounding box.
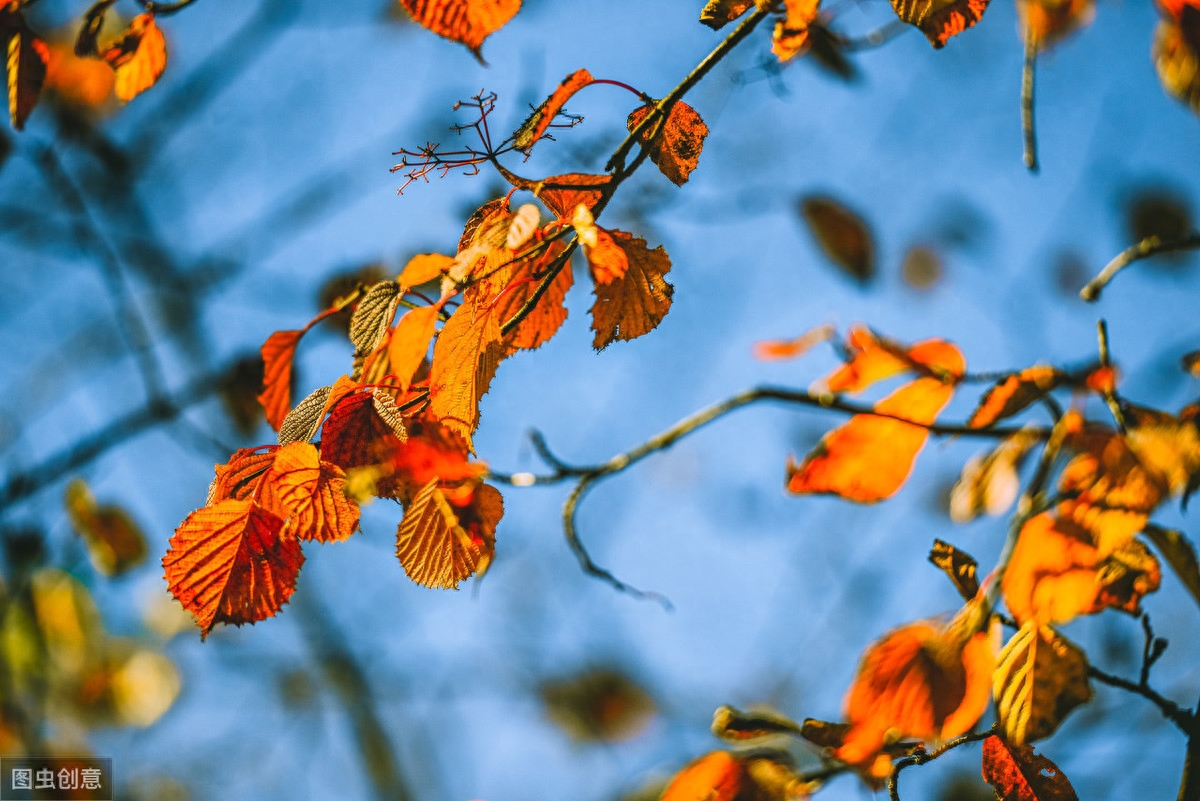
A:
[589,230,673,350]
[993,622,1092,745]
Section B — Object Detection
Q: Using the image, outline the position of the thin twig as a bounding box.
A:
[1080,233,1200,302]
[1021,32,1038,173]
[888,726,997,800]
[1087,664,1194,734]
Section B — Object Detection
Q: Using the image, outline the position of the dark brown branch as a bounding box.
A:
[888,726,997,801]
[1087,664,1194,734]
[1080,233,1200,302]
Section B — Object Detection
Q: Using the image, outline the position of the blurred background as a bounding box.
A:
[1,0,1199,799]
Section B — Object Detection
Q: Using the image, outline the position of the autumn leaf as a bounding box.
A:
[387,306,440,391]
[488,238,573,355]
[753,323,835,361]
[950,429,1039,523]
[660,751,744,801]
[1143,524,1200,610]
[320,387,408,497]
[536,173,612,218]
[799,195,875,283]
[428,290,504,444]
[163,499,304,639]
[813,325,961,394]
[266,441,360,543]
[1017,0,1095,52]
[981,735,1079,801]
[835,602,997,779]
[397,0,521,60]
[398,252,454,288]
[711,704,804,741]
[889,0,992,48]
[699,0,756,29]
[968,366,1065,428]
[2,9,49,130]
[43,39,114,109]
[349,281,401,357]
[771,0,821,62]
[1094,538,1161,615]
[583,227,629,284]
[928,539,980,600]
[207,446,278,505]
[102,13,167,103]
[64,479,147,576]
[1002,513,1102,626]
[395,479,501,589]
[278,383,333,446]
[589,230,673,350]
[74,0,117,57]
[540,667,656,743]
[993,622,1092,745]
[626,99,709,186]
[787,367,963,502]
[512,68,593,153]
[258,329,305,432]
[450,198,516,288]
[1154,12,1200,113]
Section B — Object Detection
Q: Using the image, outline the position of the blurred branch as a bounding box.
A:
[0,365,234,514]
[1080,233,1200,302]
[1021,33,1038,173]
[489,386,1043,600]
[292,592,415,801]
[888,725,997,801]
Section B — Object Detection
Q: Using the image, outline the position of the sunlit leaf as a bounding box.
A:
[711,704,804,741]
[207,446,277,505]
[163,499,303,639]
[450,198,515,289]
[387,306,440,392]
[950,429,1039,523]
[102,13,166,103]
[660,751,744,801]
[583,227,629,284]
[993,622,1091,745]
[394,479,500,589]
[889,0,992,48]
[428,292,504,444]
[814,326,962,394]
[753,323,835,362]
[981,734,1078,801]
[320,388,408,497]
[4,12,49,130]
[536,172,611,218]
[589,230,673,350]
[278,383,333,446]
[968,367,1065,428]
[266,441,360,543]
[396,0,521,60]
[1094,538,1161,615]
[44,39,114,109]
[512,68,593,154]
[258,329,305,432]
[699,0,755,30]
[540,667,657,743]
[64,479,147,576]
[928,539,980,600]
[771,0,821,62]
[1002,513,1101,626]
[799,195,875,283]
[626,99,709,186]
[390,421,488,502]
[398,253,454,289]
[1017,0,1094,52]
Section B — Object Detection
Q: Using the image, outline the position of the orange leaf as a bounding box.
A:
[391,422,487,503]
[258,329,304,431]
[43,38,113,109]
[837,604,996,775]
[968,366,1065,428]
[889,0,992,48]
[489,239,574,355]
[163,499,303,639]
[1002,512,1101,626]
[536,173,611,218]
[1017,0,1095,51]
[814,326,963,394]
[753,323,835,361]
[699,0,755,30]
[584,227,630,284]
[102,13,166,103]
[395,479,501,589]
[799,196,875,283]
[512,68,593,153]
[320,388,408,497]
[626,99,709,186]
[398,252,455,288]
[660,751,744,801]
[397,0,520,59]
[787,374,959,502]
[772,0,822,62]
[589,230,673,350]
[1084,364,1118,395]
[388,306,440,392]
[451,198,516,287]
[3,13,49,130]
[266,442,360,543]
[981,735,1079,801]
[428,291,504,444]
[207,446,279,504]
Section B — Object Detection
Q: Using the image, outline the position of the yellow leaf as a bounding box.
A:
[428,291,504,444]
[993,622,1092,745]
[102,13,166,103]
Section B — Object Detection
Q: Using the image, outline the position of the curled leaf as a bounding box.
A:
[102,13,167,103]
[512,68,593,153]
[753,323,836,362]
[3,13,50,130]
[928,539,980,600]
[968,366,1065,428]
[699,0,755,30]
[889,0,993,48]
[711,704,803,741]
[397,0,521,59]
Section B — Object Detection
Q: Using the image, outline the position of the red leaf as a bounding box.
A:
[397,0,520,59]
[258,330,305,432]
[163,499,303,639]
[266,441,360,543]
[536,173,612,218]
[626,99,710,186]
[512,68,593,153]
[981,735,1078,800]
[207,446,279,504]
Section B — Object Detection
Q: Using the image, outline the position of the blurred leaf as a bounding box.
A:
[806,20,858,81]
[219,354,266,437]
[64,479,148,576]
[660,751,743,801]
[711,704,802,741]
[540,667,656,743]
[1143,525,1200,610]
[1125,187,1195,264]
[901,245,943,290]
[949,429,1039,523]
[699,0,754,30]
[968,367,1065,428]
[890,0,991,48]
[753,323,835,362]
[102,13,167,103]
[928,540,980,600]
[396,0,521,60]
[799,195,875,283]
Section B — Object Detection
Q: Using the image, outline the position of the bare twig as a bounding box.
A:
[1087,664,1194,733]
[1021,31,1039,173]
[888,726,997,800]
[1080,233,1200,302]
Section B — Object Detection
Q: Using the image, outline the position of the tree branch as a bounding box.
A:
[1080,233,1200,302]
[888,726,997,800]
